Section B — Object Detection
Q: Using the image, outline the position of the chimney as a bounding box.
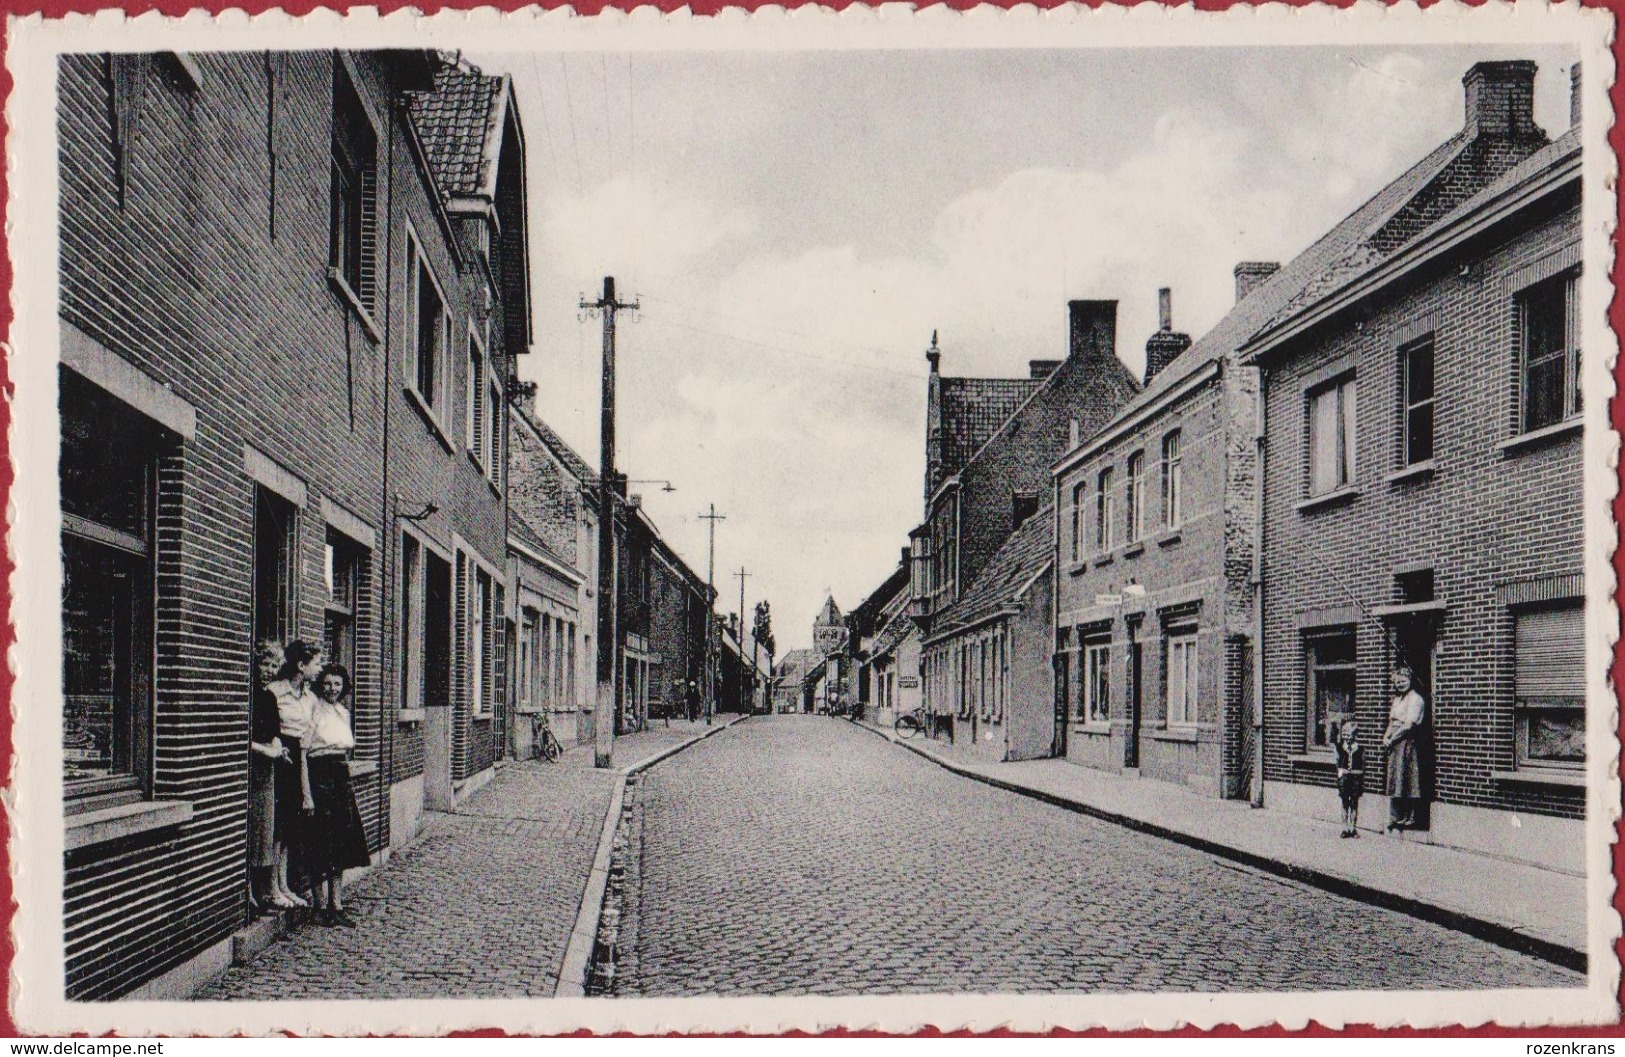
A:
[1028,359,1062,379]
[1143,287,1192,386]
[1462,60,1538,140]
[1234,261,1281,304]
[1570,62,1582,130]
[1067,300,1117,364]
[926,330,940,374]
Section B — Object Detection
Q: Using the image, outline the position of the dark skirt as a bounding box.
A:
[248,752,277,867]
[274,738,304,844]
[1386,737,1423,799]
[306,754,371,875]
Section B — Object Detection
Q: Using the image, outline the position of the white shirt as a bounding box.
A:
[307,699,355,755]
[1389,689,1425,729]
[270,680,316,741]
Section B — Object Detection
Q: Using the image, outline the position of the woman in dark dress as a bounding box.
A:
[306,663,371,927]
[248,640,287,911]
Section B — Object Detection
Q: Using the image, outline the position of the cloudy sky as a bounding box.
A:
[473,44,1574,652]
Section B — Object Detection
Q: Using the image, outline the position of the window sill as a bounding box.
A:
[1071,722,1112,736]
[473,711,494,722]
[1385,460,1435,486]
[487,477,503,500]
[396,709,425,725]
[1296,486,1361,514]
[66,800,193,852]
[1091,554,1115,568]
[1491,768,1585,789]
[1067,560,1087,577]
[348,759,379,778]
[1150,726,1200,743]
[404,387,455,454]
[1122,542,1146,559]
[327,269,383,345]
[467,450,486,475]
[1288,752,1337,768]
[1497,418,1582,457]
[1156,529,1183,548]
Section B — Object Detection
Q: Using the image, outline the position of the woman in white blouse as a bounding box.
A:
[306,664,372,927]
[266,641,323,909]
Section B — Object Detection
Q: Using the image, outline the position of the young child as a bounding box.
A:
[1335,719,1365,839]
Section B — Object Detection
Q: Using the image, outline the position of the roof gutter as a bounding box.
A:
[1242,146,1581,365]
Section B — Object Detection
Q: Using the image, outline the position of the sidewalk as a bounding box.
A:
[857,719,1587,971]
[199,717,746,1000]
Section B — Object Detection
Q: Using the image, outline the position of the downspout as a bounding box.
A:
[1051,468,1064,759]
[1250,363,1267,809]
[375,83,398,853]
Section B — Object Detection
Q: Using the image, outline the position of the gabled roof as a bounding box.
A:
[815,595,843,628]
[929,506,1054,640]
[938,376,1046,482]
[1244,127,1580,362]
[1095,114,1550,429]
[404,60,509,201]
[509,510,575,575]
[514,404,597,491]
[850,562,910,636]
[868,609,918,662]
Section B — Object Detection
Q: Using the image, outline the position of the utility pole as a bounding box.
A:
[583,276,638,769]
[733,566,750,715]
[698,503,726,726]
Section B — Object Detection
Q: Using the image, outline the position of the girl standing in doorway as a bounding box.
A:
[268,640,323,907]
[306,663,371,927]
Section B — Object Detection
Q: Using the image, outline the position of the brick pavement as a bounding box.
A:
[614,715,1580,997]
[199,720,730,1000]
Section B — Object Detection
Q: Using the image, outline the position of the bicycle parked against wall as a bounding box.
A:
[530,711,563,763]
[894,706,929,739]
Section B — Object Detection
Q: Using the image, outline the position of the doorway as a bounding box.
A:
[422,550,453,810]
[1389,613,1437,831]
[1124,626,1142,770]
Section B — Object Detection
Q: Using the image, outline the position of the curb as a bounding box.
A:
[851,718,1586,974]
[554,715,750,997]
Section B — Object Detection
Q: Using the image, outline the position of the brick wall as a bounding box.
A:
[1259,201,1583,821]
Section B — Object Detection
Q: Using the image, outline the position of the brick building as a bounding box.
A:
[921,504,1056,762]
[1242,64,1584,871]
[508,516,585,759]
[645,519,712,722]
[56,50,530,999]
[910,305,1140,741]
[508,403,600,747]
[848,555,910,723]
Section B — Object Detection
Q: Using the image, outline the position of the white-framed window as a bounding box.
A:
[322,529,365,679]
[518,607,538,711]
[1166,628,1198,728]
[1400,337,1435,467]
[1514,603,1584,770]
[1095,467,1115,554]
[1125,451,1145,543]
[1081,637,1110,725]
[406,228,451,421]
[1070,481,1084,561]
[1305,627,1356,751]
[1307,374,1357,496]
[487,379,503,480]
[1519,270,1580,434]
[1162,430,1182,529]
[466,329,484,460]
[329,62,378,313]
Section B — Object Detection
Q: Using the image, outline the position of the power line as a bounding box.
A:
[640,312,920,381]
[556,53,584,195]
[526,54,565,193]
[638,289,906,363]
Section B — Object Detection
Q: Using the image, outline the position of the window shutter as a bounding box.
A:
[358,162,378,309]
[1515,605,1584,699]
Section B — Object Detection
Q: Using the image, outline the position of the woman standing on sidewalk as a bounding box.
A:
[268,640,323,907]
[1383,667,1427,831]
[305,663,371,927]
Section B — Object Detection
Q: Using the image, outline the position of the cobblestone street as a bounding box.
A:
[615,716,1582,997]
[199,722,721,1000]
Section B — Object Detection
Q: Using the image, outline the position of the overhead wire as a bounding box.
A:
[556,52,584,196]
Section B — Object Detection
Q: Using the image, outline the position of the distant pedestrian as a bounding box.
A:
[248,640,287,912]
[305,663,371,927]
[1335,719,1364,838]
[1383,667,1427,831]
